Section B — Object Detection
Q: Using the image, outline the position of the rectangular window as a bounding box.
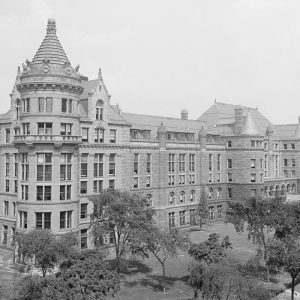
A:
[291,143,295,149]
[37,186,51,201]
[227,159,232,169]
[5,153,10,177]
[146,154,151,173]
[5,129,10,143]
[93,180,103,193]
[227,141,232,147]
[209,173,212,183]
[38,123,52,135]
[168,175,175,186]
[96,107,103,120]
[94,129,104,143]
[109,179,115,189]
[21,153,29,181]
[22,123,30,135]
[80,181,87,194]
[291,170,296,177]
[14,153,18,177]
[179,174,185,185]
[81,204,88,219]
[4,201,8,215]
[291,159,296,167]
[109,154,115,176]
[208,206,214,220]
[284,159,288,167]
[60,123,72,135]
[60,153,72,181]
[94,154,103,177]
[284,170,289,177]
[189,154,195,172]
[5,180,9,192]
[21,185,28,200]
[168,153,175,173]
[228,188,232,198]
[168,212,175,228]
[251,140,255,147]
[80,229,88,249]
[228,173,232,182]
[19,211,28,229]
[22,98,30,113]
[14,180,18,193]
[208,154,213,171]
[39,97,52,112]
[217,173,221,182]
[251,173,256,183]
[133,177,138,188]
[60,211,72,229]
[217,205,223,219]
[81,154,88,178]
[109,129,116,143]
[82,128,89,142]
[179,154,185,172]
[36,212,51,229]
[284,144,287,149]
[146,176,151,187]
[251,189,256,198]
[60,185,71,200]
[179,211,186,226]
[62,98,73,113]
[250,159,256,168]
[37,153,52,181]
[189,174,195,184]
[217,154,221,171]
[133,153,139,174]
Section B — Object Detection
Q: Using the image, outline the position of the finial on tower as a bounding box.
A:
[47,18,56,34]
[98,68,102,79]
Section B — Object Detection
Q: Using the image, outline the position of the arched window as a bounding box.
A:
[15,99,20,120]
[169,192,175,205]
[96,99,104,121]
[208,188,213,200]
[281,184,285,196]
[265,186,269,197]
[292,184,296,194]
[217,187,222,199]
[269,186,274,196]
[146,194,152,207]
[179,191,185,203]
[190,190,195,202]
[287,184,291,194]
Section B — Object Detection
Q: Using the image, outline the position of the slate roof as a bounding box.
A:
[109,105,129,125]
[198,101,271,136]
[31,19,70,66]
[80,79,100,100]
[122,112,211,134]
[273,124,300,139]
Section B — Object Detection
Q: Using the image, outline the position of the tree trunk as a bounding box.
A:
[291,276,296,300]
[193,289,198,299]
[266,265,270,283]
[162,262,166,277]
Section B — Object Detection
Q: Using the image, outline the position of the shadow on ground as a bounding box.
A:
[124,274,189,292]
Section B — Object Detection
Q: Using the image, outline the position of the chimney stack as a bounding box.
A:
[181,109,188,120]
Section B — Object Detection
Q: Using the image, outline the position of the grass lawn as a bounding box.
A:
[108,221,290,300]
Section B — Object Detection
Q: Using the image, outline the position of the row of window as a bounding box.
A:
[168,205,224,228]
[168,190,196,205]
[133,153,151,174]
[168,153,195,173]
[168,174,195,185]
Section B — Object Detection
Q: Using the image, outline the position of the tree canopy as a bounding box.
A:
[90,189,155,272]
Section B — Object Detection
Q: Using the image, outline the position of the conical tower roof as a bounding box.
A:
[241,110,261,136]
[31,19,70,65]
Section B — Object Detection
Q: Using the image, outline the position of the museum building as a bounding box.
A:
[0,19,299,248]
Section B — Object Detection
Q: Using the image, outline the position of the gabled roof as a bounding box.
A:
[80,79,100,100]
[122,112,209,133]
[109,105,129,125]
[31,19,70,66]
[198,101,270,135]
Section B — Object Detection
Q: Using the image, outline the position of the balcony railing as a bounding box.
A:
[14,135,82,144]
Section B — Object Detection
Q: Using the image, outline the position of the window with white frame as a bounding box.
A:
[94,154,103,177]
[37,186,51,201]
[37,153,52,181]
[36,212,51,229]
[60,154,72,181]
[60,211,72,229]
[62,98,73,113]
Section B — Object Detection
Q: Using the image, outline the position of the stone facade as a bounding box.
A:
[0,19,299,248]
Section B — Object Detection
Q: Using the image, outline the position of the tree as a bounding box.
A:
[18,250,120,300]
[188,233,232,298]
[226,196,284,282]
[192,190,209,229]
[131,227,191,277]
[16,229,77,277]
[90,189,155,272]
[188,233,232,265]
[267,238,300,300]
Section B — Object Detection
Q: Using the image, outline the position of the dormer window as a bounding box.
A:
[96,100,104,121]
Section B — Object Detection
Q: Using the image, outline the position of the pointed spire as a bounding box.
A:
[31,19,70,66]
[98,68,103,80]
[241,110,261,136]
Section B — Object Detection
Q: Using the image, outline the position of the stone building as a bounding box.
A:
[0,19,299,248]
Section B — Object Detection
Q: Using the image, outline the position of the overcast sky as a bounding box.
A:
[1,0,300,124]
